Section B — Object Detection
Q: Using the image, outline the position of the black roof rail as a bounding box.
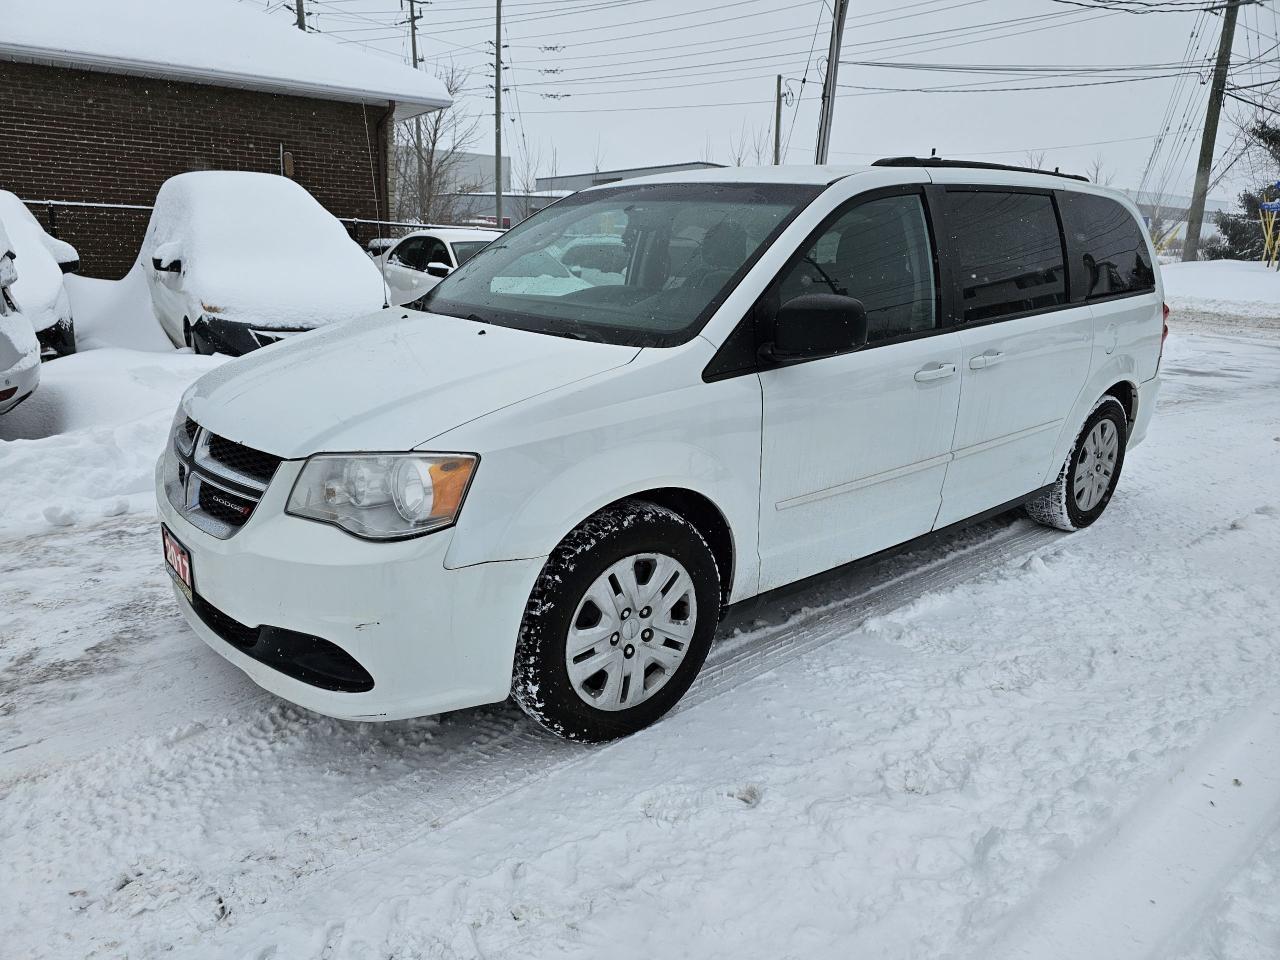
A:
[872,156,1090,183]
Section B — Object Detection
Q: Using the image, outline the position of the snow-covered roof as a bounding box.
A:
[0,0,450,121]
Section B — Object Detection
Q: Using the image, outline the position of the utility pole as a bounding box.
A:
[774,75,783,165]
[1182,0,1243,262]
[814,0,850,165]
[293,0,306,31]
[407,0,426,222]
[494,0,504,229]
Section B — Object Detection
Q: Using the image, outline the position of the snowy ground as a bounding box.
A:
[1164,260,1280,338]
[4,299,1280,957]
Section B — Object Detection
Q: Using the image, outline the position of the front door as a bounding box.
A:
[758,189,964,591]
[931,187,1094,527]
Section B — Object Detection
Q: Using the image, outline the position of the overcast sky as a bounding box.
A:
[292,0,1278,199]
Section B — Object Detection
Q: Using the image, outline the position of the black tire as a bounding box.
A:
[511,500,721,742]
[1026,395,1128,532]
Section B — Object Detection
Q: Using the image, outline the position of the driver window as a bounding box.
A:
[775,194,937,343]
[390,237,426,270]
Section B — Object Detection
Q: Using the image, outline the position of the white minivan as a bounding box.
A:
[157,161,1165,741]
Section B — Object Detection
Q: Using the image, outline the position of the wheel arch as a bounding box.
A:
[1103,379,1138,429]
[597,487,736,608]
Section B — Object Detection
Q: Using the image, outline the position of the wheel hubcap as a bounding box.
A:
[564,553,698,712]
[1072,419,1119,512]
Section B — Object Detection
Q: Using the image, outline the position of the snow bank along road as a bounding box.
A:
[3,327,1280,959]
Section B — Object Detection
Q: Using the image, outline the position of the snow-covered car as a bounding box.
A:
[0,191,78,359]
[376,226,500,306]
[0,218,40,415]
[158,161,1165,742]
[140,172,387,356]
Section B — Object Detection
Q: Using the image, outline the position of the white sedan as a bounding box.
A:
[376,227,501,306]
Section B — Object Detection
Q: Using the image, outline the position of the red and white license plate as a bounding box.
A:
[161,525,194,602]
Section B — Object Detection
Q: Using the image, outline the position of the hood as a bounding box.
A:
[184,309,640,458]
[189,253,386,331]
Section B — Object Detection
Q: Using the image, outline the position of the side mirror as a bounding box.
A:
[152,256,182,273]
[761,293,868,365]
[58,258,81,275]
[425,261,453,279]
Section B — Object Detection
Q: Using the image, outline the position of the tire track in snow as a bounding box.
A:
[975,699,1280,960]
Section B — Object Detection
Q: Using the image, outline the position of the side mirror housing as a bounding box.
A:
[761,293,868,365]
[151,240,183,274]
[425,261,453,279]
[58,258,81,275]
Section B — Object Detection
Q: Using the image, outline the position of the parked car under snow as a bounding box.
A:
[0,191,79,359]
[0,217,40,415]
[140,172,388,356]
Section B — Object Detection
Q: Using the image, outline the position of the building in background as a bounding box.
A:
[0,0,449,278]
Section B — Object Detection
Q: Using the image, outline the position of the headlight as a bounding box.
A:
[286,453,477,540]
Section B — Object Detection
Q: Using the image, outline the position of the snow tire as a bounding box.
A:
[511,499,721,742]
[1026,395,1128,532]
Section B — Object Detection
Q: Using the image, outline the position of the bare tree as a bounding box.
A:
[1086,153,1115,186]
[392,63,483,225]
[592,136,607,174]
[1022,150,1047,171]
[728,122,771,166]
[510,137,544,223]
[699,133,715,165]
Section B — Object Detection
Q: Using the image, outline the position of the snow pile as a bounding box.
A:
[141,171,387,329]
[1162,260,1280,319]
[0,349,222,532]
[0,190,72,333]
[65,267,174,353]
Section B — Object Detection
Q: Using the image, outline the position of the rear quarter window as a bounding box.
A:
[1058,192,1156,301]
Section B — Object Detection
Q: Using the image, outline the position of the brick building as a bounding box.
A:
[0,0,449,278]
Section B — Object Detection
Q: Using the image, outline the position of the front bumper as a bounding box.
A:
[190,315,310,357]
[36,318,75,360]
[155,457,544,721]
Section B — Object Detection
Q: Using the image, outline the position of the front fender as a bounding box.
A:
[436,345,763,602]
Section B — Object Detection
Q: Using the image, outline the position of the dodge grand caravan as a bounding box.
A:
[157,159,1165,741]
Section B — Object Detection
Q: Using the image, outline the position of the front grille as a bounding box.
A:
[197,481,257,526]
[190,591,375,693]
[166,417,283,539]
[207,435,281,486]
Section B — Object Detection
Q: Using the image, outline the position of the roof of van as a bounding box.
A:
[585,162,1129,201]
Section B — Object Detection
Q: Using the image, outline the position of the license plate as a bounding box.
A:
[162,525,194,603]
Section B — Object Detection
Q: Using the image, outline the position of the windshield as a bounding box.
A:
[417,182,821,347]
[451,240,490,264]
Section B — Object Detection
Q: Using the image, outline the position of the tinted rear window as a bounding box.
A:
[942,191,1067,324]
[1058,193,1156,301]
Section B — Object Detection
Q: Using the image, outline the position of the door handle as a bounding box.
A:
[914,362,957,382]
[968,350,1005,370]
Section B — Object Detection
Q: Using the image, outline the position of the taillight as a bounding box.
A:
[1159,302,1170,369]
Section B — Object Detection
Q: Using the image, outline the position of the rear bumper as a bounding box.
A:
[0,355,39,414]
[156,457,545,721]
[1129,374,1160,450]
